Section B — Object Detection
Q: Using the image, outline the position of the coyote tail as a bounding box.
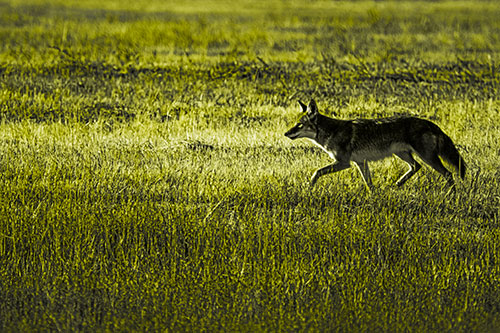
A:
[438,133,466,180]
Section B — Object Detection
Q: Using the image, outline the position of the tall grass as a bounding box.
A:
[1,0,500,331]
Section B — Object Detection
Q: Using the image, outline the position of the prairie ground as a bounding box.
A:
[1,0,500,331]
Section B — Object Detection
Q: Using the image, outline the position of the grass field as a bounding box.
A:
[1,0,500,331]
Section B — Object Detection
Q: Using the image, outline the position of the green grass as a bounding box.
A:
[1,0,500,331]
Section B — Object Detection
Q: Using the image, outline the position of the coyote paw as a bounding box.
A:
[310,173,319,188]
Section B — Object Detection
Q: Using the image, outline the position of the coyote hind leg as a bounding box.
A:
[395,151,422,186]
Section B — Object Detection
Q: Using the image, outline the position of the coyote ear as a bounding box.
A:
[308,99,319,115]
[298,100,308,112]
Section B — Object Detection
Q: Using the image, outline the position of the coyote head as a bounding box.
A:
[284,99,319,140]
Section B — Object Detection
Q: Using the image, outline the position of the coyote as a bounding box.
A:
[285,99,466,190]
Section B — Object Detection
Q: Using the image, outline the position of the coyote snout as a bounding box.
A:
[285,99,466,190]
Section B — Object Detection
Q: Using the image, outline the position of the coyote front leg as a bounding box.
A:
[310,161,350,187]
[354,161,374,191]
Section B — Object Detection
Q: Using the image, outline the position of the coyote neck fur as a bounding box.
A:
[312,115,352,159]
